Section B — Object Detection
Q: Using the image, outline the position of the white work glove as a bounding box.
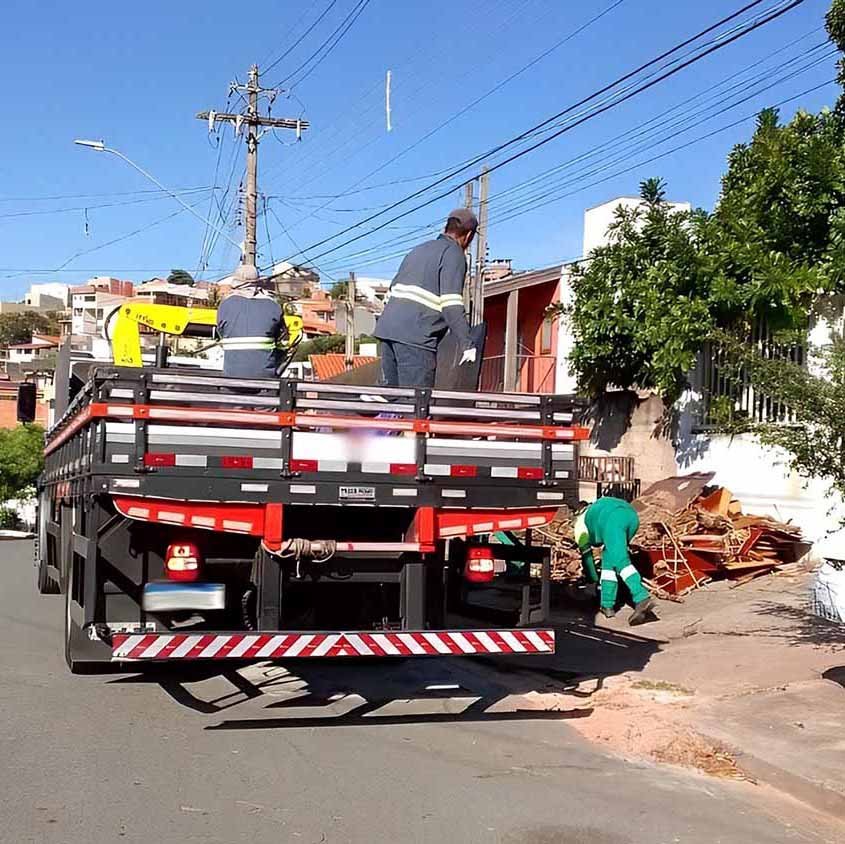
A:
[459,347,477,366]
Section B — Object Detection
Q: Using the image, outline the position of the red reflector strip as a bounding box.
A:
[290,459,318,473]
[112,629,556,660]
[517,466,544,480]
[144,453,176,467]
[450,465,477,478]
[222,455,253,469]
[389,463,417,476]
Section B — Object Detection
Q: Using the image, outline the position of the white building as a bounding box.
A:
[581,196,691,256]
[6,333,60,364]
[24,283,70,309]
[71,288,129,337]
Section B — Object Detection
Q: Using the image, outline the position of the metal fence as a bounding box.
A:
[480,354,557,394]
[693,319,806,429]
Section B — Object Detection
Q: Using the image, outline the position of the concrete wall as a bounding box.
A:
[581,392,678,490]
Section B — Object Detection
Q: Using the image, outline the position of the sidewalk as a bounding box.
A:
[495,572,845,819]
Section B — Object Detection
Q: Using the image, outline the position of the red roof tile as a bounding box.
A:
[309,353,379,382]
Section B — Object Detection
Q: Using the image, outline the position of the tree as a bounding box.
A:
[563,178,714,404]
[0,311,61,347]
[564,0,845,502]
[167,269,195,286]
[714,331,845,505]
[0,424,44,502]
[330,281,349,300]
[292,333,346,362]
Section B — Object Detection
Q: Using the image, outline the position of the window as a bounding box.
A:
[73,308,82,316]
[540,318,553,355]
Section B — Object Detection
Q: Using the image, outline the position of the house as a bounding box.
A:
[294,290,336,338]
[482,197,692,394]
[24,283,70,309]
[5,333,60,365]
[482,265,562,393]
[70,285,130,338]
[134,279,209,307]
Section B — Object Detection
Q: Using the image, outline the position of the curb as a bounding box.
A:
[697,729,845,823]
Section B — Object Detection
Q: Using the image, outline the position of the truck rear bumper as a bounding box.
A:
[112,629,555,661]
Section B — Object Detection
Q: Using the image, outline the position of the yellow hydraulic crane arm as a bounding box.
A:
[109,301,303,367]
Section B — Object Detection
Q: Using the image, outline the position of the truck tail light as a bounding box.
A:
[464,547,495,583]
[164,542,201,582]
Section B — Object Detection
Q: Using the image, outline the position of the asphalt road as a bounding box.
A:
[0,540,827,844]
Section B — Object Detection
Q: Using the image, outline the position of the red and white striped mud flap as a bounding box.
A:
[111,629,555,661]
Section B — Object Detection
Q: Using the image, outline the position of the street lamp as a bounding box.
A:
[73,138,244,256]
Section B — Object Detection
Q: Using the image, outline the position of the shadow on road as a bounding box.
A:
[106,615,657,730]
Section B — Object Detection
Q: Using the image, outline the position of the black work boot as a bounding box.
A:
[629,597,657,626]
[598,606,616,619]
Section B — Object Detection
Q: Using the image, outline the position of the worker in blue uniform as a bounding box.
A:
[217,263,288,379]
[374,208,478,388]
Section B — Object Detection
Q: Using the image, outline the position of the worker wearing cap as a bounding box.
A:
[217,263,288,379]
[374,208,478,388]
[574,496,656,625]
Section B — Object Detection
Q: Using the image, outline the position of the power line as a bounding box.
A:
[319,77,836,274]
[274,0,371,90]
[266,204,337,282]
[2,197,209,280]
[0,185,214,202]
[0,188,215,220]
[278,0,628,235]
[261,0,340,76]
[278,0,806,269]
[314,38,833,272]
[264,0,537,189]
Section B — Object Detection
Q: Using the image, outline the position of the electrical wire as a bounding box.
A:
[314,44,834,272]
[262,0,537,189]
[318,78,836,274]
[261,0,340,76]
[279,0,629,234]
[2,197,210,280]
[273,0,371,90]
[267,204,336,281]
[0,188,215,220]
[275,0,807,269]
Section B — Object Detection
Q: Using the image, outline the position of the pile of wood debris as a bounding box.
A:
[535,473,807,599]
[632,475,805,595]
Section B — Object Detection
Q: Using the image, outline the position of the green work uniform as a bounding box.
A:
[575,497,649,611]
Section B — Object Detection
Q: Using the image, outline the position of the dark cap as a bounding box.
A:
[446,207,479,231]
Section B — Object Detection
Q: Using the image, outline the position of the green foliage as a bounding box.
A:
[569,94,845,405]
[716,330,845,503]
[0,424,44,503]
[292,333,346,362]
[330,281,349,300]
[167,269,195,286]
[0,311,61,346]
[565,178,714,403]
[292,333,377,362]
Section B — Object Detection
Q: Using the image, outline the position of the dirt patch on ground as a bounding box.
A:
[555,677,749,780]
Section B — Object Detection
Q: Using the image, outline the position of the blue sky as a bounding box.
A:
[0,0,837,296]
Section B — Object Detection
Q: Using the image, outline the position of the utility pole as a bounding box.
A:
[472,166,489,327]
[198,65,310,268]
[463,181,475,312]
[345,272,356,371]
